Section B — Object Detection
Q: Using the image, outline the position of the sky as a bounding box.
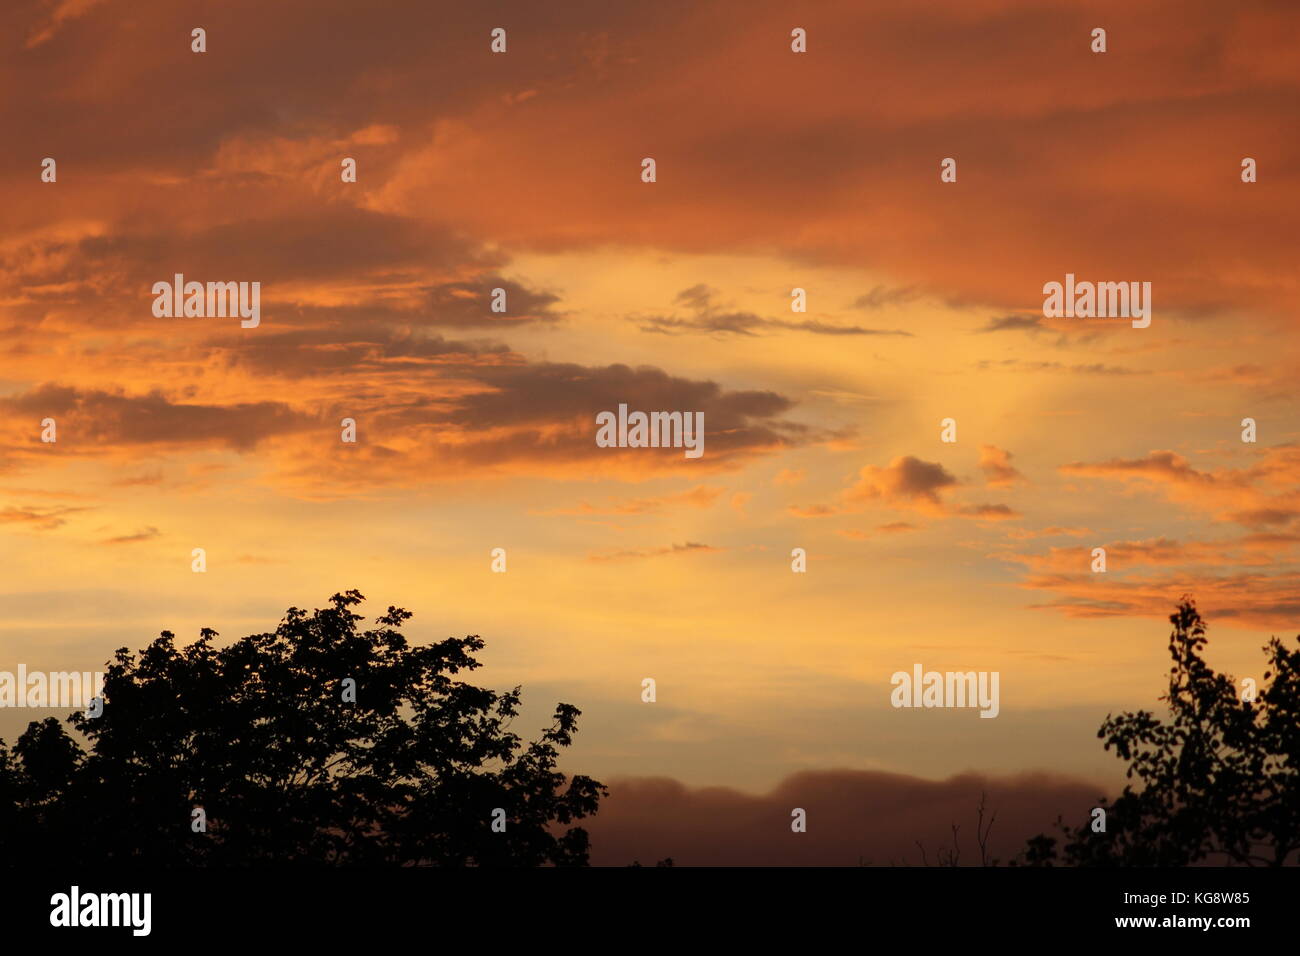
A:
[2,0,1298,863]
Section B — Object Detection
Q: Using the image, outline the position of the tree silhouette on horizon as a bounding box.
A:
[1024,599,1300,866]
[0,590,605,866]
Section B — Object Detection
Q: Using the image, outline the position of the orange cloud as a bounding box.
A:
[1021,571,1300,630]
[1000,533,1300,629]
[1004,526,1090,541]
[979,445,1026,488]
[1061,447,1300,529]
[835,521,921,540]
[0,505,89,530]
[795,456,1018,522]
[587,542,722,563]
[535,486,724,516]
[845,457,958,512]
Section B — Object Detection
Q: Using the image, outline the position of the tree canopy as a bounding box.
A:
[1025,600,1300,866]
[0,590,605,865]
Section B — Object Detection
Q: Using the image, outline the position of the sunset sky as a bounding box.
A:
[2,0,1298,861]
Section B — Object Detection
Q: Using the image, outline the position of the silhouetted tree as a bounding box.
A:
[0,591,605,866]
[1025,600,1300,866]
[889,792,999,867]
